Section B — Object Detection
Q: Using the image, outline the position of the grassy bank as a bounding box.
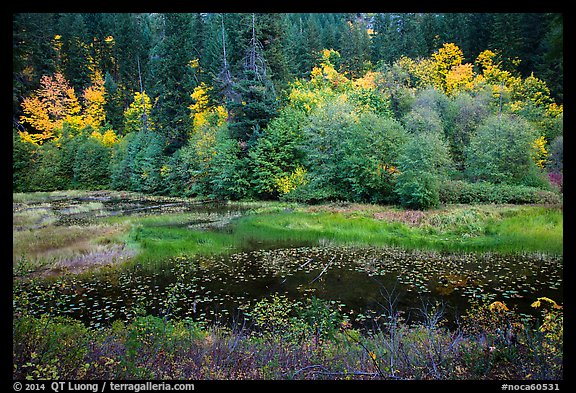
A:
[125,204,563,266]
[12,193,564,380]
[12,190,562,273]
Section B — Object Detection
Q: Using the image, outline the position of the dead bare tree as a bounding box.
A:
[137,56,148,132]
[242,13,276,98]
[216,13,239,106]
[244,13,267,80]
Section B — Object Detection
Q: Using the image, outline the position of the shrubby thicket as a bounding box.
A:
[13,14,563,209]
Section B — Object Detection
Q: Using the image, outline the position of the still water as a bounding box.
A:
[14,244,562,330]
[13,194,563,330]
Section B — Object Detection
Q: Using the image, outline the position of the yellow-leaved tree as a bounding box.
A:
[188,83,228,163]
[82,71,107,130]
[19,72,82,144]
[123,91,154,134]
[430,43,465,92]
[19,71,116,145]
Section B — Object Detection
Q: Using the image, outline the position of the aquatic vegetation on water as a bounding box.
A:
[12,191,564,380]
[13,246,562,331]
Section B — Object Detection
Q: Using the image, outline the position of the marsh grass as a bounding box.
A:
[12,191,563,273]
[12,206,57,229]
[126,225,239,268]
[454,206,563,254]
[122,204,562,270]
[13,223,129,276]
[58,201,105,215]
[12,190,88,203]
[232,206,563,255]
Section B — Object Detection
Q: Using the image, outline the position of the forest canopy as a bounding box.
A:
[12,13,563,209]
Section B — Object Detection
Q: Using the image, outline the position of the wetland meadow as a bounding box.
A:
[12,190,563,380]
[13,11,565,383]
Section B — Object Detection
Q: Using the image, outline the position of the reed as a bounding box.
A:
[125,204,562,269]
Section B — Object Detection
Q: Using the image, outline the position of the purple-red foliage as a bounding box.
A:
[548,172,563,193]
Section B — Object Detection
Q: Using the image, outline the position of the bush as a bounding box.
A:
[403,106,444,136]
[13,315,90,379]
[131,131,166,194]
[13,131,38,192]
[547,135,563,173]
[72,136,112,189]
[395,132,452,209]
[206,131,251,201]
[26,141,69,191]
[439,180,562,205]
[443,91,490,169]
[249,107,307,199]
[395,171,440,210]
[295,99,408,204]
[109,130,167,194]
[465,114,542,185]
[547,172,563,193]
[109,133,133,191]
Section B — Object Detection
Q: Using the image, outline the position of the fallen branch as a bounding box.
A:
[288,365,385,379]
[310,256,336,283]
[299,258,313,269]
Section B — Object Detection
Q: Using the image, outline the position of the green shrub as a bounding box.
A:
[13,315,90,379]
[13,131,38,192]
[27,141,69,191]
[294,99,407,204]
[109,130,167,194]
[465,114,542,185]
[109,133,133,190]
[439,180,562,205]
[395,171,441,210]
[395,132,452,209]
[72,136,112,189]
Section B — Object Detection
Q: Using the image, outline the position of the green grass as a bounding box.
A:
[472,206,563,253]
[13,191,562,269]
[236,208,563,254]
[125,204,563,267]
[127,225,238,265]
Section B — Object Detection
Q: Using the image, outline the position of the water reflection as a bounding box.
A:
[14,246,563,331]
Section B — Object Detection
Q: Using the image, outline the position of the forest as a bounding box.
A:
[13,13,563,207]
[13,13,563,382]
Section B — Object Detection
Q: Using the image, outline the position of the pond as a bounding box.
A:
[13,192,563,331]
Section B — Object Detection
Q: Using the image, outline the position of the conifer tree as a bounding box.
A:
[149,13,198,149]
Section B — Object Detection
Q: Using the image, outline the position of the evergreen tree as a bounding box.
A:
[371,13,394,64]
[202,13,228,93]
[285,14,310,78]
[303,15,322,73]
[536,13,563,102]
[149,13,198,150]
[103,71,125,132]
[257,13,291,88]
[227,14,278,145]
[56,13,92,89]
[111,13,148,92]
[13,13,58,126]
[417,13,443,58]
[340,15,371,78]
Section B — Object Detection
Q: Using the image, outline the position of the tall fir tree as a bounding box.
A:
[227,14,278,146]
[56,13,92,90]
[149,13,199,150]
[13,13,58,126]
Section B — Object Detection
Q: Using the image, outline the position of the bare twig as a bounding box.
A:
[289,365,384,379]
[299,258,313,269]
[310,256,336,283]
